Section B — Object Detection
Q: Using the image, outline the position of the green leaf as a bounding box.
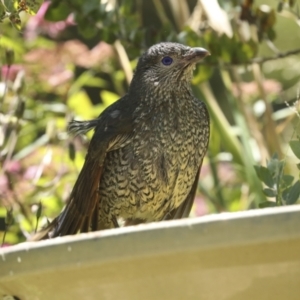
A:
[101,90,120,107]
[219,34,234,63]
[68,142,76,161]
[267,28,276,41]
[286,180,300,205]
[281,175,294,188]
[266,156,284,182]
[67,90,95,119]
[82,0,99,16]
[5,48,14,66]
[192,64,213,84]
[254,166,275,188]
[0,1,6,21]
[45,2,70,21]
[77,19,99,39]
[289,140,300,159]
[282,186,291,202]
[259,201,276,208]
[277,2,284,12]
[36,201,42,220]
[9,11,22,30]
[5,207,14,226]
[0,35,25,53]
[3,0,16,12]
[68,71,107,96]
[19,0,44,15]
[263,188,276,197]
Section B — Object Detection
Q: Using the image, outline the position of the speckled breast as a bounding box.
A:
[100,97,209,222]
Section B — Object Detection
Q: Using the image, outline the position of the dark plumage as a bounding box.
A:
[34,42,210,239]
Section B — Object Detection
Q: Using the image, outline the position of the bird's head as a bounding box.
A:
[131,42,210,92]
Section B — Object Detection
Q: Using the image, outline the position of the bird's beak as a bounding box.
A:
[184,47,210,62]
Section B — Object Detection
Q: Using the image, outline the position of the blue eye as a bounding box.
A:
[161,56,173,66]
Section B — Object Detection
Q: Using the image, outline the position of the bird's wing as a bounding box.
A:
[32,96,135,240]
[164,163,202,220]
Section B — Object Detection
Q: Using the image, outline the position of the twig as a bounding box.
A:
[152,0,170,25]
[265,38,280,54]
[252,63,283,158]
[114,40,133,85]
[201,47,300,67]
[1,230,7,247]
[230,67,270,164]
[1,207,13,247]
[251,47,300,64]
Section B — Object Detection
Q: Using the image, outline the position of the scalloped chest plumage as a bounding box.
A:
[99,86,209,227]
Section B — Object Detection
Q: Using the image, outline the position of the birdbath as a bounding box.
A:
[1,206,300,300]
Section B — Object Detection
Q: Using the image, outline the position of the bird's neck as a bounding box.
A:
[129,79,194,108]
[129,86,196,120]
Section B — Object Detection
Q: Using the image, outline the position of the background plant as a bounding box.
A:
[1,0,300,245]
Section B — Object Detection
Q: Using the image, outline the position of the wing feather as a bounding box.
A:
[164,163,202,220]
[31,96,135,240]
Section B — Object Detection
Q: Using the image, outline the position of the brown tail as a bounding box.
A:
[31,156,102,240]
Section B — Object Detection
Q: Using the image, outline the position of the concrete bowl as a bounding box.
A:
[1,206,300,300]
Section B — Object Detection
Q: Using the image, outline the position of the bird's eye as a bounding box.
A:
[161,56,173,66]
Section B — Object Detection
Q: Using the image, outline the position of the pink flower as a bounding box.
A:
[25,1,75,40]
[4,160,21,174]
[1,65,24,82]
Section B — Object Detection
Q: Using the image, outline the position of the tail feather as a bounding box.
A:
[68,119,98,136]
[31,156,102,240]
[52,157,102,237]
[91,199,100,231]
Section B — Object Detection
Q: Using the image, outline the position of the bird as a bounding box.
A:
[33,42,210,240]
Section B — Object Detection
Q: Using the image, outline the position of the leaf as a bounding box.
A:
[77,20,99,39]
[192,64,213,84]
[45,1,70,22]
[282,186,290,202]
[101,90,120,107]
[68,71,107,95]
[9,11,22,30]
[286,180,300,205]
[5,207,14,226]
[277,2,284,13]
[0,1,6,21]
[267,156,283,178]
[18,0,44,15]
[68,142,76,161]
[36,201,42,220]
[0,35,25,54]
[263,188,276,197]
[3,0,16,12]
[67,90,94,119]
[5,48,14,66]
[219,34,234,63]
[254,165,275,188]
[242,40,258,60]
[281,175,294,188]
[289,140,300,159]
[259,201,276,208]
[82,0,99,16]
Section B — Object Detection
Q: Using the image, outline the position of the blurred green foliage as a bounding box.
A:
[1,0,300,245]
